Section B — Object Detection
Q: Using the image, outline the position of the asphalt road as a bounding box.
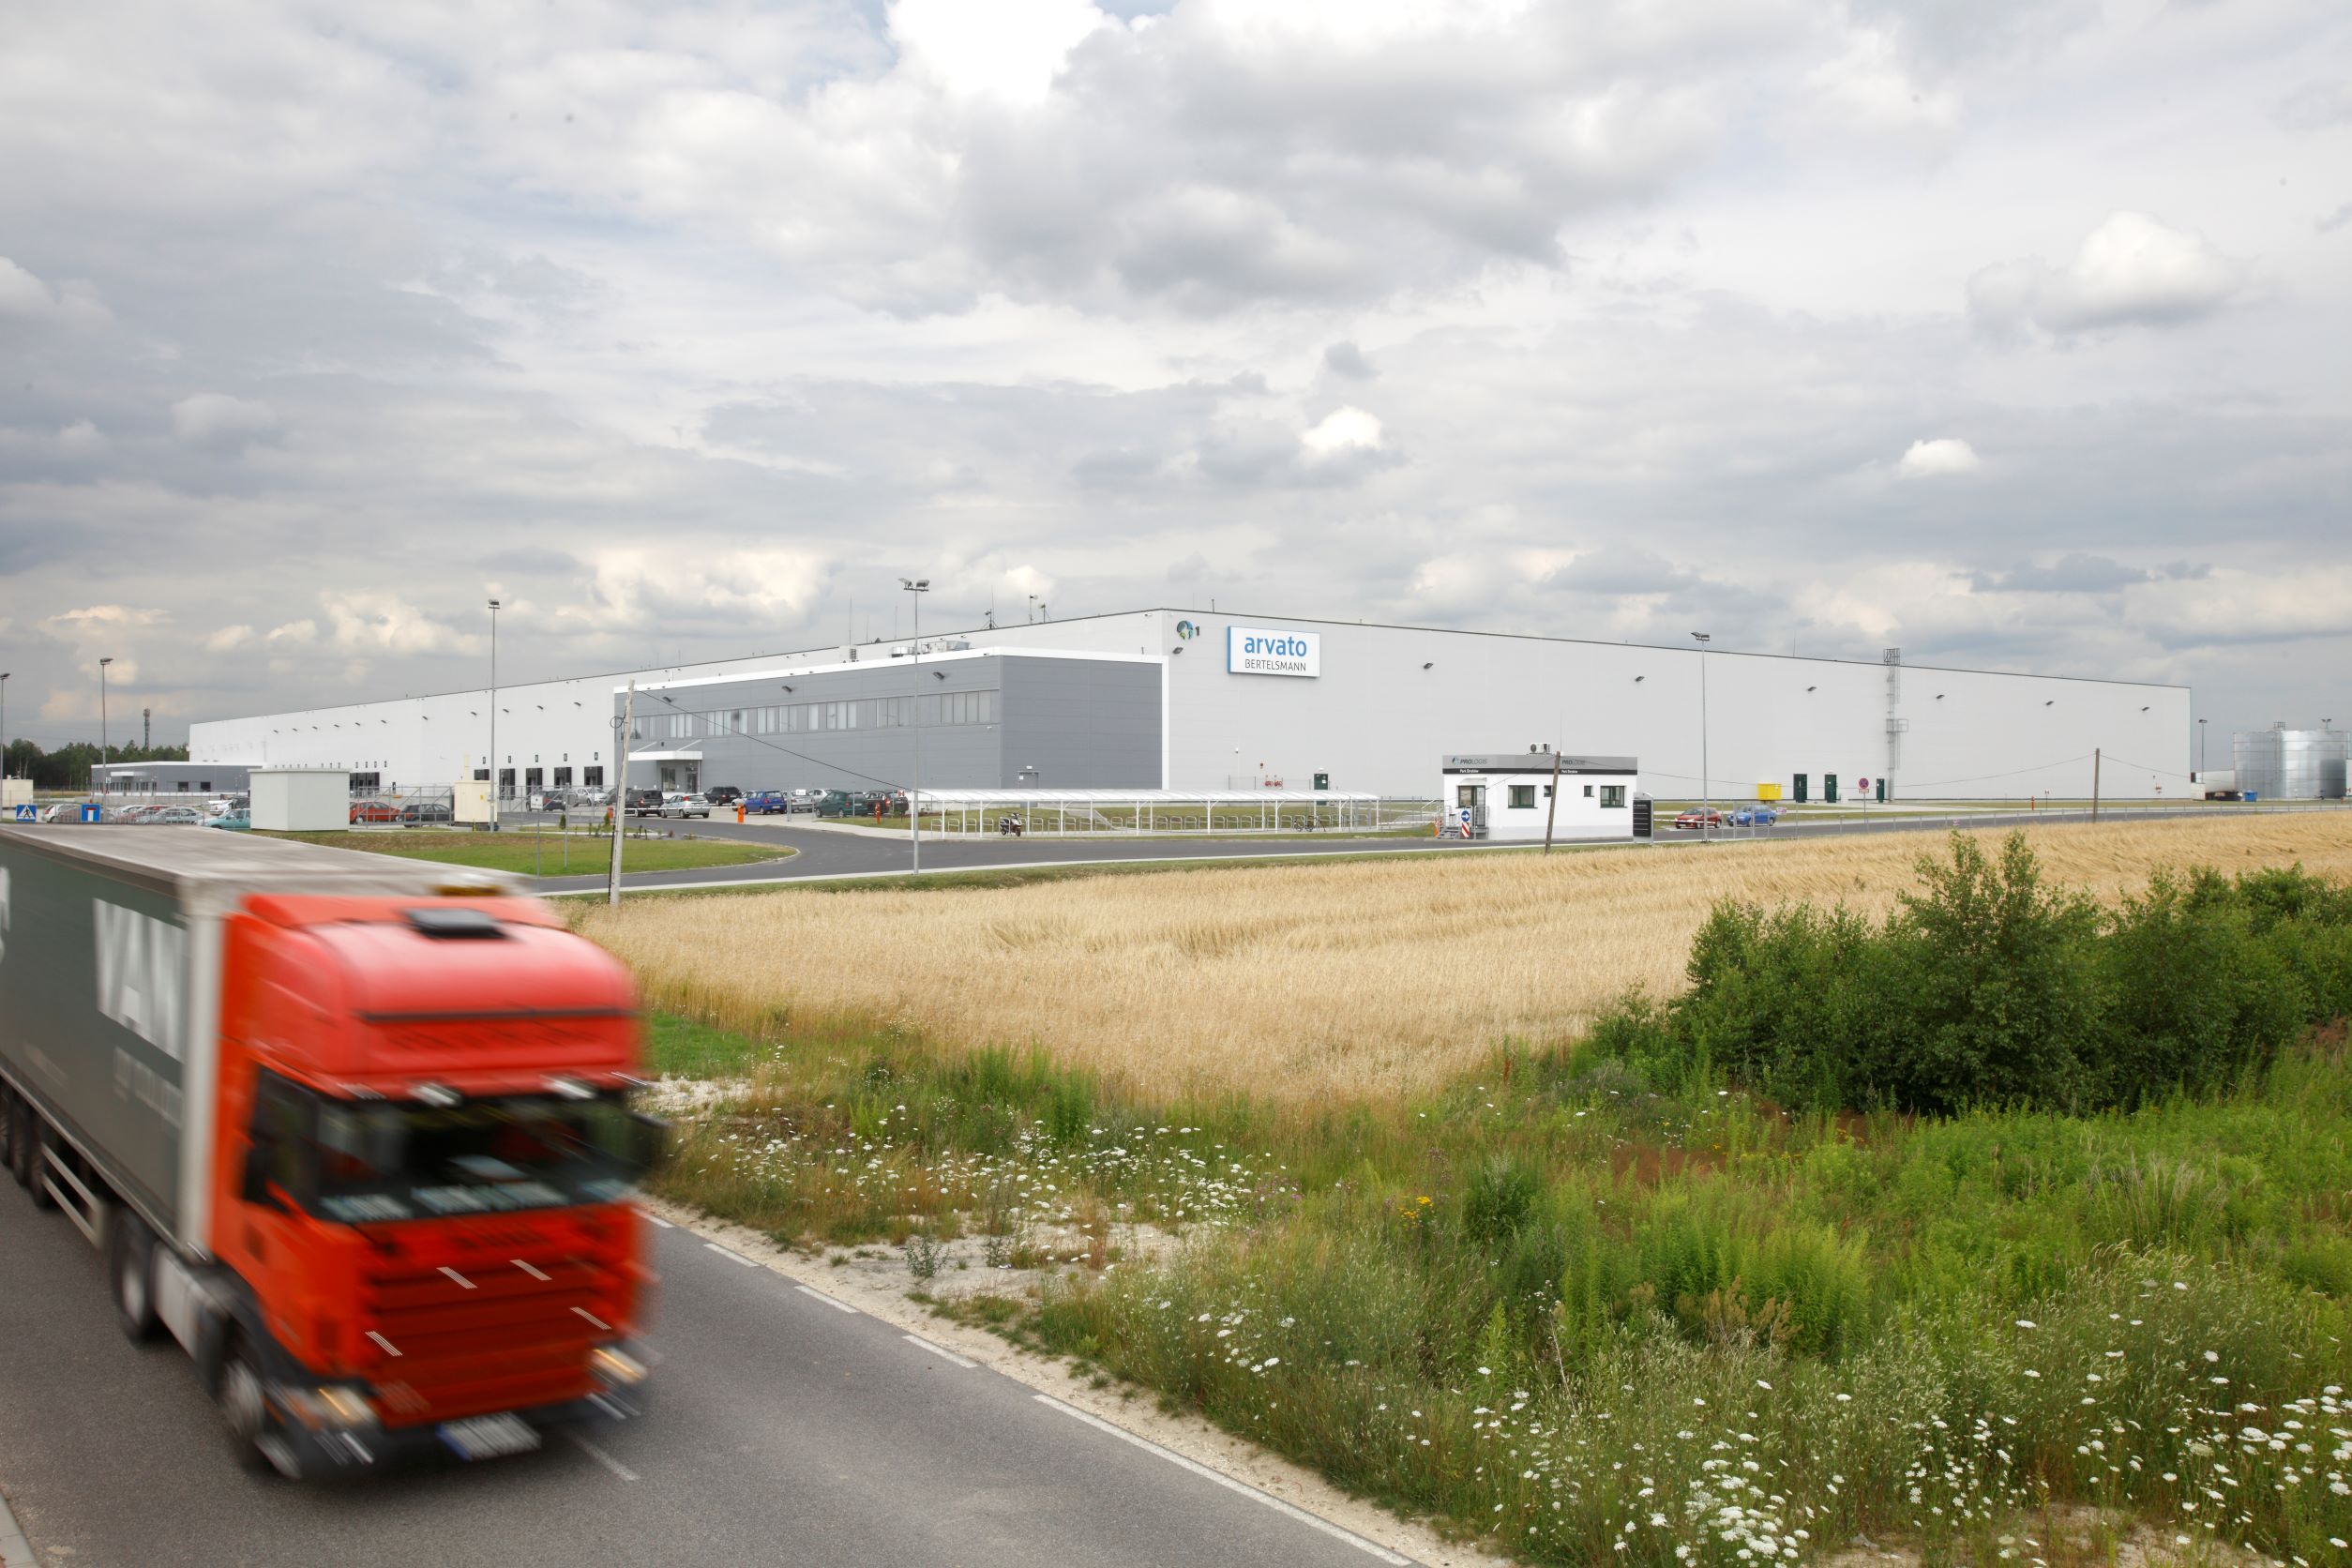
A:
[0,1192,1406,1568]
[522,802,2322,897]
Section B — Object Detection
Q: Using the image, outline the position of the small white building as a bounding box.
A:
[1441,750,1639,842]
[249,768,351,832]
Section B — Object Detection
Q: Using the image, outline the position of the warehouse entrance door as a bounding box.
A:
[1454,783,1487,838]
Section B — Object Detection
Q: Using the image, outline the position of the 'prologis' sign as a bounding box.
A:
[1226,626,1320,677]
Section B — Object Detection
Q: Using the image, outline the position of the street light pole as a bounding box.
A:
[487,598,501,831]
[2198,717,2207,775]
[1,672,9,781]
[609,683,632,906]
[98,656,114,794]
[1690,633,1711,837]
[901,577,929,872]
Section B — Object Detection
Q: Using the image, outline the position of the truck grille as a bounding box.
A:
[354,1214,628,1426]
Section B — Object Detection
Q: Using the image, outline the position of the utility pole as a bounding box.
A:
[143,706,150,752]
[1,672,9,779]
[1690,633,1711,837]
[608,682,632,905]
[902,577,930,872]
[1541,745,1563,855]
[98,656,113,793]
[2091,748,2102,822]
[2197,717,2207,775]
[487,598,502,831]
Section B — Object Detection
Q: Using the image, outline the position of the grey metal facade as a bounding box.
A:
[2234,727,2348,801]
[619,652,1161,794]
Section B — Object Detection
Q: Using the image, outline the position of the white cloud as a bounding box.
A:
[264,619,317,645]
[889,0,1106,104]
[204,625,255,651]
[0,257,56,316]
[1803,30,1961,138]
[575,549,828,629]
[171,392,279,446]
[321,592,463,655]
[41,604,166,638]
[1897,437,1982,478]
[55,419,105,457]
[2278,78,2352,133]
[1968,212,2247,336]
[1301,405,1384,458]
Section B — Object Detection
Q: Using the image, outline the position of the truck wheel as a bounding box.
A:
[112,1210,161,1343]
[218,1336,279,1475]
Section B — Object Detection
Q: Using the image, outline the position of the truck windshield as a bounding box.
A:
[284,1089,650,1225]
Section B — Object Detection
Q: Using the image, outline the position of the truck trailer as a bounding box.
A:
[0,826,660,1478]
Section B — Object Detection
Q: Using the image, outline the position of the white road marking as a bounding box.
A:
[565,1428,640,1484]
[439,1266,475,1289]
[643,1214,674,1229]
[511,1258,550,1282]
[1032,1395,1411,1565]
[571,1306,611,1330]
[366,1330,401,1358]
[703,1242,758,1267]
[901,1334,976,1368]
[793,1284,858,1315]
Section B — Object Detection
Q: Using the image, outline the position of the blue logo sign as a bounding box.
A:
[1226,625,1321,677]
[1174,619,1199,641]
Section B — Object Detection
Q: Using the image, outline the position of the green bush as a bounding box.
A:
[1594,835,2352,1118]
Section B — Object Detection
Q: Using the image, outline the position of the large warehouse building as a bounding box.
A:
[186,608,2192,803]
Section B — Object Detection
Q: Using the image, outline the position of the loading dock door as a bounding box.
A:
[1824,773,1838,804]
[1792,774,1808,804]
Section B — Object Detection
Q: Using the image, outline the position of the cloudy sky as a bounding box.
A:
[3,0,2346,751]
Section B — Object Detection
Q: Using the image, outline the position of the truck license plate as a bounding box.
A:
[437,1412,542,1461]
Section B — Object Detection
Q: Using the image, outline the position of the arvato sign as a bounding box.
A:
[1226,626,1320,678]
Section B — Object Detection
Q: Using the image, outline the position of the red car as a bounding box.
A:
[1672,808,1726,830]
[349,798,401,823]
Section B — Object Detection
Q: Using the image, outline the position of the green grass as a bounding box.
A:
[260,829,794,875]
[563,838,1582,903]
[644,1000,2352,1561]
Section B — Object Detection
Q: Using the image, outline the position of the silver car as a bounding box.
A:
[658,792,711,819]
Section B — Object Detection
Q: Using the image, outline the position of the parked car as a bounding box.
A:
[532,790,570,813]
[206,810,251,831]
[399,801,454,824]
[1672,808,1727,830]
[627,788,665,817]
[788,788,822,813]
[657,792,711,819]
[1728,807,1779,827]
[743,790,783,814]
[148,805,209,825]
[350,798,401,823]
[814,790,858,818]
[703,785,743,806]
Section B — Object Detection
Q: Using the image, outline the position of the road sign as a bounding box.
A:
[11,804,33,821]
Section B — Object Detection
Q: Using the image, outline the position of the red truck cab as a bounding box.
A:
[198,893,658,1475]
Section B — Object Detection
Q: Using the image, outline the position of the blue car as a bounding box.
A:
[1728,807,1779,827]
[746,790,787,814]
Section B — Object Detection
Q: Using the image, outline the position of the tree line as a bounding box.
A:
[4,738,190,790]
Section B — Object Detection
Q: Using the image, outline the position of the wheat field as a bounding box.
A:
[580,813,2352,1107]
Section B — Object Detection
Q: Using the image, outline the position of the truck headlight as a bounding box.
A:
[284,1383,380,1429]
[590,1346,647,1386]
